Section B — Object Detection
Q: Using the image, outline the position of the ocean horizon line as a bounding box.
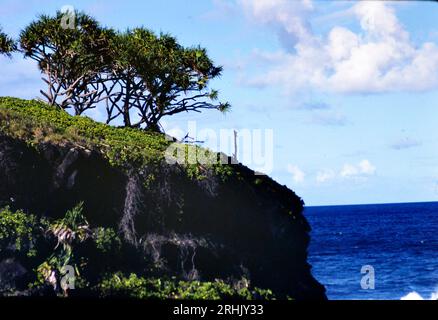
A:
[306,200,438,208]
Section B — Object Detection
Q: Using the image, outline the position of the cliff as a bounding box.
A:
[0,97,326,300]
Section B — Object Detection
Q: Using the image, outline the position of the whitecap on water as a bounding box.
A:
[401,289,438,300]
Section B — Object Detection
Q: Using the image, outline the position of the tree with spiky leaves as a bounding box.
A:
[102,28,230,130]
[0,28,16,56]
[19,11,230,131]
[100,29,151,127]
[19,11,114,115]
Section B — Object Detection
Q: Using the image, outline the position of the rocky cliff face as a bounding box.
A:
[0,98,326,300]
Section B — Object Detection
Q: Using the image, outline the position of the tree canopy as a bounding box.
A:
[18,11,230,131]
[102,28,230,130]
[20,11,114,115]
[0,28,16,56]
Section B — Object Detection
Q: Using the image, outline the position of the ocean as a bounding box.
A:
[304,202,438,300]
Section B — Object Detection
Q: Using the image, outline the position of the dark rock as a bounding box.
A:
[0,258,27,293]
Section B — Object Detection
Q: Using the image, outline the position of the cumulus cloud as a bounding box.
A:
[359,159,376,175]
[239,0,438,93]
[287,164,305,183]
[341,159,376,178]
[316,170,336,183]
[390,137,422,150]
[315,159,376,184]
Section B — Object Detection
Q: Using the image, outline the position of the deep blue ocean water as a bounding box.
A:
[304,202,438,300]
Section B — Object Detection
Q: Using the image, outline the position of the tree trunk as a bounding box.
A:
[123,77,131,127]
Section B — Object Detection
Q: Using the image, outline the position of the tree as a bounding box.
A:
[100,29,152,127]
[20,12,230,131]
[19,11,114,115]
[0,28,16,56]
[102,28,230,130]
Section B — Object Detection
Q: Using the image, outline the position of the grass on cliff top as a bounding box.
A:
[0,97,234,179]
[0,97,169,166]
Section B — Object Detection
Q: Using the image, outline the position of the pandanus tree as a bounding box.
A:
[20,12,230,131]
[19,11,114,115]
[140,30,231,131]
[103,28,230,130]
[0,28,16,56]
[101,29,151,127]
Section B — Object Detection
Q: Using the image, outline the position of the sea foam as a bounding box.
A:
[401,289,438,300]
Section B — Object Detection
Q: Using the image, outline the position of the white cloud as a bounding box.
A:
[238,0,314,49]
[316,170,336,183]
[358,159,376,175]
[340,163,359,178]
[341,159,376,178]
[315,160,376,184]
[239,0,438,93]
[287,164,305,183]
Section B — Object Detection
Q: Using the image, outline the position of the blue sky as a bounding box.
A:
[1,0,438,206]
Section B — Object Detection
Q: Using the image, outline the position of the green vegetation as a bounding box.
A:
[0,207,39,257]
[0,28,16,55]
[0,104,274,298]
[0,8,309,301]
[19,12,114,114]
[0,97,234,181]
[36,203,92,287]
[94,227,122,254]
[18,10,230,130]
[0,205,274,299]
[2,9,235,179]
[0,97,169,166]
[97,273,274,300]
[254,178,264,186]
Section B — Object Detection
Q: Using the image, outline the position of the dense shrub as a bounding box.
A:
[97,273,275,300]
[0,207,39,257]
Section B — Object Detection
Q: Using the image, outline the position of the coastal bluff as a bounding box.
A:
[0,97,326,300]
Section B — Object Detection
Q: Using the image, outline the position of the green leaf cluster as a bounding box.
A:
[0,27,16,56]
[97,273,275,300]
[0,206,39,257]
